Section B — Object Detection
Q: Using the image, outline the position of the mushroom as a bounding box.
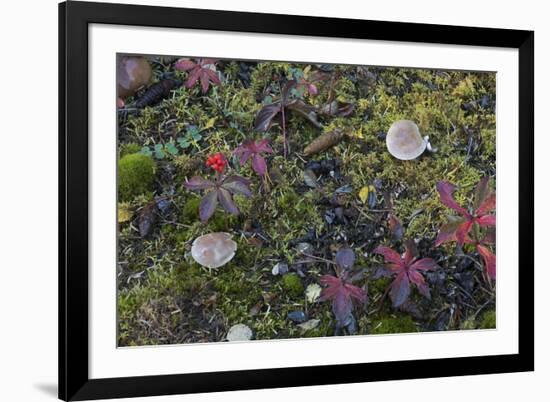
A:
[117,56,152,99]
[386,120,429,160]
[191,232,237,269]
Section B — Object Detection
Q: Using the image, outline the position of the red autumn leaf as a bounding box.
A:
[185,162,251,223]
[199,190,218,222]
[372,246,402,266]
[254,80,321,133]
[319,273,367,326]
[217,187,239,216]
[254,104,282,132]
[436,178,496,247]
[374,242,437,308]
[434,216,465,247]
[388,214,404,240]
[436,181,471,218]
[390,271,411,308]
[477,244,496,280]
[234,139,273,176]
[175,58,221,94]
[184,176,215,191]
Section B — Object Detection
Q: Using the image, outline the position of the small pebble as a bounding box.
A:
[287,311,307,323]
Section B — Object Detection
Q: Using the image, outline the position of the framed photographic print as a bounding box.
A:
[59,1,534,400]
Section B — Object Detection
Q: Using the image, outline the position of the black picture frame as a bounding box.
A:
[59,1,534,400]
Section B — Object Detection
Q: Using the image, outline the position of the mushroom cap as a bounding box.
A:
[386,120,427,160]
[117,56,152,98]
[191,232,237,269]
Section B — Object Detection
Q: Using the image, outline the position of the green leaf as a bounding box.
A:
[154,144,165,159]
[177,137,191,149]
[165,142,178,156]
[140,146,153,157]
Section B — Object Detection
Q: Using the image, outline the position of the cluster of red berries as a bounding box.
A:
[206,153,227,173]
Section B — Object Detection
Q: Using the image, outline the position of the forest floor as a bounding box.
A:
[117,56,496,346]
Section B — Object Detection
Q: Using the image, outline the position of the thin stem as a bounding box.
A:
[281,105,287,158]
[299,252,335,265]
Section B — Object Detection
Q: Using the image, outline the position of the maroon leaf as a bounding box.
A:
[174,59,196,71]
[281,80,297,105]
[185,68,201,89]
[254,104,281,132]
[403,240,417,266]
[222,176,252,197]
[476,193,495,216]
[200,71,210,93]
[308,84,318,96]
[473,176,490,211]
[477,244,496,280]
[477,214,496,227]
[373,246,402,266]
[408,271,430,299]
[286,100,321,128]
[375,243,434,308]
[333,289,353,325]
[318,275,340,301]
[455,220,474,246]
[184,176,214,191]
[255,138,273,154]
[319,274,366,325]
[199,190,218,222]
[436,181,470,218]
[410,258,437,271]
[346,285,367,304]
[252,153,267,175]
[388,214,404,240]
[435,217,465,246]
[335,248,355,270]
[176,59,220,93]
[217,188,239,215]
[204,68,221,85]
[390,272,410,308]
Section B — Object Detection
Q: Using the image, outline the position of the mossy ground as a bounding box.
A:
[117,57,496,346]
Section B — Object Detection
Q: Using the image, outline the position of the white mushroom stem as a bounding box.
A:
[425,136,437,153]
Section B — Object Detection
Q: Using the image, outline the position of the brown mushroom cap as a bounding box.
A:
[386,120,427,160]
[191,232,237,269]
[117,56,152,99]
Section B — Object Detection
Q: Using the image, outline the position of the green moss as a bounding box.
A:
[281,273,304,297]
[181,197,201,222]
[118,153,156,201]
[371,315,418,335]
[120,142,142,157]
[479,309,496,329]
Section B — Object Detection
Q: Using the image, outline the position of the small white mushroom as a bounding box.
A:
[386,120,428,160]
[226,324,253,342]
[191,232,237,269]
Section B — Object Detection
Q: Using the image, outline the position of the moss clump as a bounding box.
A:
[479,309,496,329]
[281,273,304,297]
[371,315,418,334]
[181,197,201,222]
[118,153,156,201]
[120,142,142,157]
